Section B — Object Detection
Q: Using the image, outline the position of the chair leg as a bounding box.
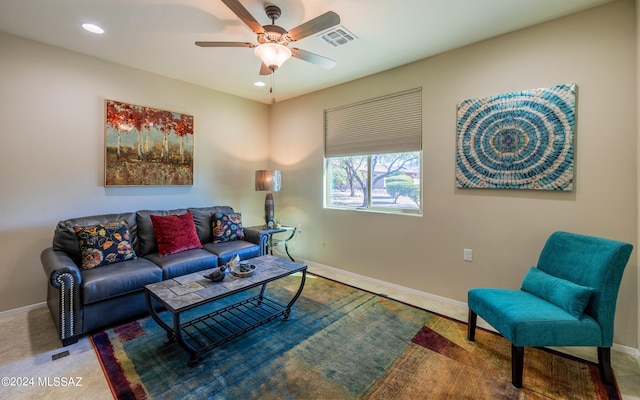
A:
[512,345,524,388]
[598,347,613,384]
[467,310,477,341]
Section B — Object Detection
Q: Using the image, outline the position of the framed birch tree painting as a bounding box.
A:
[105,100,194,186]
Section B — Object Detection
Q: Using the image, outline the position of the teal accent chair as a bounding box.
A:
[467,231,633,388]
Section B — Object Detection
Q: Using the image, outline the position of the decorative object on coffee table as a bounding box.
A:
[204,266,226,282]
[230,261,256,278]
[255,169,282,227]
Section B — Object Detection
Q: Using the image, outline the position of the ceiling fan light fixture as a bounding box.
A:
[254,43,292,71]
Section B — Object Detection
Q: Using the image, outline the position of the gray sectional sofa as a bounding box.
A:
[41,206,270,346]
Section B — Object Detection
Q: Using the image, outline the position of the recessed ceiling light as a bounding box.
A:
[82,23,104,34]
[254,81,266,87]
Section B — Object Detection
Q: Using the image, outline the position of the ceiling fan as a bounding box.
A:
[196,0,340,76]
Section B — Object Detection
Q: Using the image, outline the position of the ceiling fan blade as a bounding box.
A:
[221,0,265,35]
[287,11,340,41]
[290,48,336,69]
[260,63,272,75]
[195,41,256,48]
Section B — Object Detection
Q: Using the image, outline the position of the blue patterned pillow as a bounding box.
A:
[74,221,137,269]
[212,212,245,243]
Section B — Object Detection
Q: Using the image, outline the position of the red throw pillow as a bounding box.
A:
[150,212,202,257]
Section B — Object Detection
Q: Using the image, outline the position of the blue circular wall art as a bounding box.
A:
[456,84,576,191]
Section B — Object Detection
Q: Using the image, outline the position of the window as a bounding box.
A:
[326,152,421,212]
[324,88,422,214]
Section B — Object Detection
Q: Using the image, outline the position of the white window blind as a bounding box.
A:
[324,87,422,157]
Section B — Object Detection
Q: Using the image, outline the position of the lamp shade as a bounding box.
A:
[254,43,292,71]
[255,170,282,192]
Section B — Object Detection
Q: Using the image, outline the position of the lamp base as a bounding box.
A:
[264,192,274,227]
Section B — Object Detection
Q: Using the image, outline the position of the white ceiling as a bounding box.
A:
[0,0,613,104]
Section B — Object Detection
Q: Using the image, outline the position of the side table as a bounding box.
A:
[248,225,297,261]
[269,225,296,261]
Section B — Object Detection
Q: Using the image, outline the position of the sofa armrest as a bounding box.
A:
[244,226,285,256]
[243,226,263,245]
[41,248,83,345]
[42,248,82,287]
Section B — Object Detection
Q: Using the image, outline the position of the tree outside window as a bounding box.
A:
[326,151,421,213]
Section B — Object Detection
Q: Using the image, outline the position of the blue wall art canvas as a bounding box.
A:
[456,84,576,191]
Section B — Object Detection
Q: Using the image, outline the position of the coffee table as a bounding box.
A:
[144,255,307,366]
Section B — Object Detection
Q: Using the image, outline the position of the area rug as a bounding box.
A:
[91,273,620,399]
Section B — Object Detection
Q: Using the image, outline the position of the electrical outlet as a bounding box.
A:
[464,249,473,262]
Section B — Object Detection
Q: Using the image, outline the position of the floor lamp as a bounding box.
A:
[255,169,281,228]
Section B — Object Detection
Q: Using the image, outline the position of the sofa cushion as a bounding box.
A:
[144,248,219,280]
[203,240,260,266]
[468,288,602,347]
[521,267,594,318]
[150,211,202,256]
[136,209,188,256]
[81,257,162,305]
[73,221,137,269]
[189,206,234,244]
[213,212,245,243]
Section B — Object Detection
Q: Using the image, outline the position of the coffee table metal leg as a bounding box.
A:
[283,270,306,320]
[171,312,203,367]
[146,291,175,343]
[257,282,268,305]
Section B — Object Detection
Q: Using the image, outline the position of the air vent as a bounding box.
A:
[319,26,357,47]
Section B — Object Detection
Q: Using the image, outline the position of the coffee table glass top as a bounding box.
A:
[145,255,306,312]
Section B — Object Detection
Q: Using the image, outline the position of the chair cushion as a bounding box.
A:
[468,288,602,347]
[521,267,594,318]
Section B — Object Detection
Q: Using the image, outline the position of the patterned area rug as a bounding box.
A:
[91,273,620,399]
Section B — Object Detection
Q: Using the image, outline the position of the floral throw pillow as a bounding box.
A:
[74,221,137,269]
[212,212,245,243]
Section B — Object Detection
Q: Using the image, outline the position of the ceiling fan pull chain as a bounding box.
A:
[270,71,274,94]
[271,72,277,104]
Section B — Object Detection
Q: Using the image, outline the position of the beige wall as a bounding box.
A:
[0,32,270,312]
[270,0,639,348]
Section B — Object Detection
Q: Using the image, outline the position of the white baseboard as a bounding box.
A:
[304,259,467,309]
[301,258,640,363]
[0,301,46,319]
[612,343,640,361]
